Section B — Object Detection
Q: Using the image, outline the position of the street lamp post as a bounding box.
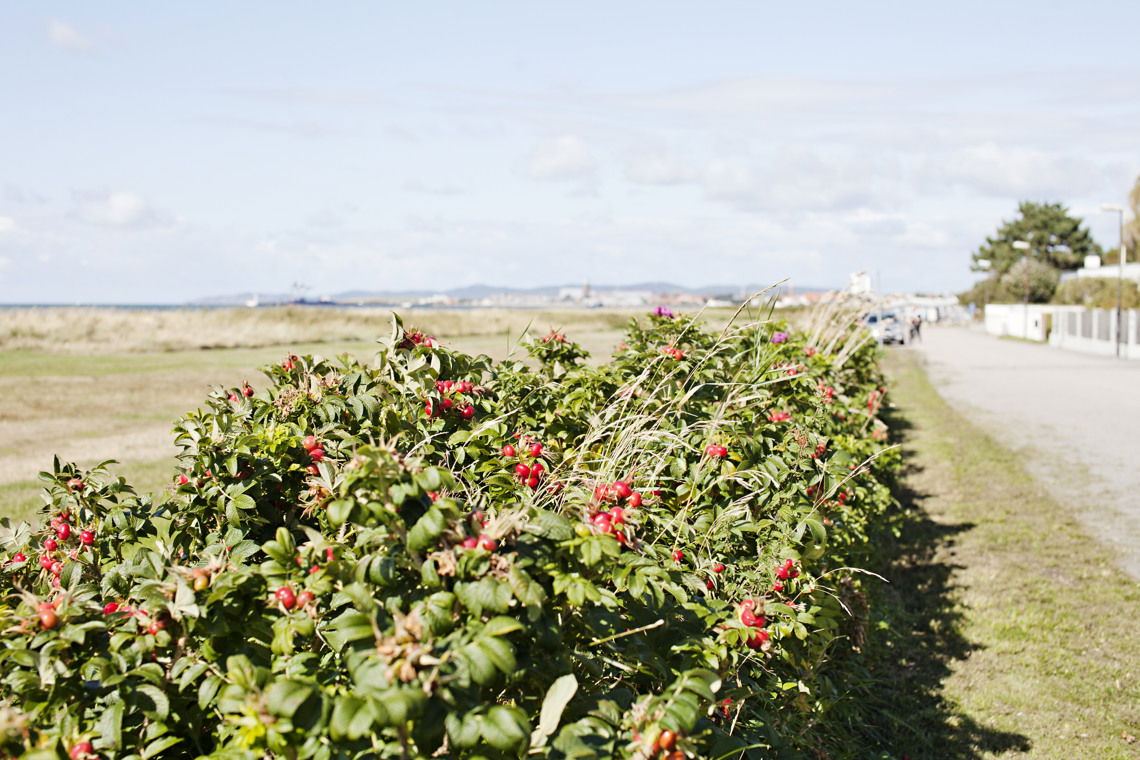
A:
[1101,204,1126,358]
[1013,240,1031,338]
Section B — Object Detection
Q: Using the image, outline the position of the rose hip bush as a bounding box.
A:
[0,311,899,759]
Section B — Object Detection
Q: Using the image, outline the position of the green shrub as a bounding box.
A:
[1052,276,1140,309]
[0,311,900,759]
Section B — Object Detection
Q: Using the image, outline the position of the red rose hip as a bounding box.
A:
[275,586,296,610]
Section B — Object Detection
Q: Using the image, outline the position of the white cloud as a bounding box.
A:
[925,142,1103,198]
[0,216,14,233]
[625,153,700,186]
[48,21,92,52]
[527,135,597,181]
[403,180,465,196]
[77,191,175,229]
[702,160,760,202]
[693,150,890,213]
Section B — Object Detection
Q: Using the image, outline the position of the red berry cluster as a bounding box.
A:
[660,344,684,360]
[425,380,476,420]
[35,599,59,630]
[101,604,170,636]
[767,410,792,423]
[504,441,545,489]
[817,381,835,402]
[302,434,325,474]
[703,444,728,459]
[459,533,498,552]
[775,558,800,581]
[592,479,642,508]
[27,508,97,587]
[588,479,640,544]
[274,585,317,612]
[226,383,255,403]
[399,330,435,349]
[69,741,96,759]
[650,728,681,757]
[540,330,566,343]
[294,546,336,575]
[280,353,299,371]
[738,599,770,649]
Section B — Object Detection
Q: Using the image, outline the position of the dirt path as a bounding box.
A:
[908,325,1140,579]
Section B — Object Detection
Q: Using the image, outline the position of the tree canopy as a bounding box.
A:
[971,201,1102,276]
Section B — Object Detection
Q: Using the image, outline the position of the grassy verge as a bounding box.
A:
[860,350,1140,758]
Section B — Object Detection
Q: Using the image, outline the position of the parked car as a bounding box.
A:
[863,311,907,345]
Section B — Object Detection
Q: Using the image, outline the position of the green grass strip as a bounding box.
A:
[858,351,1140,759]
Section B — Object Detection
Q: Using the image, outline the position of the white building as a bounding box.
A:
[848,271,872,295]
[1059,255,1140,284]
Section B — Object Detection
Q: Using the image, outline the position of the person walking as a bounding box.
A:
[910,314,923,342]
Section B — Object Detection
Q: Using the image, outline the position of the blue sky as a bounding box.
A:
[1,2,1137,302]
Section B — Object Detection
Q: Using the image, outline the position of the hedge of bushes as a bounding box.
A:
[0,310,900,759]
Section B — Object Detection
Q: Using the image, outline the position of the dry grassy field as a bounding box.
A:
[0,305,749,522]
[0,306,644,354]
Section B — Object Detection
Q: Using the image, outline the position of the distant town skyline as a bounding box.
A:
[1,2,1138,303]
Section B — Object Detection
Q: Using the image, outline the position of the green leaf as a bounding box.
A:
[141,736,183,759]
[327,499,354,527]
[135,684,170,719]
[330,695,374,740]
[406,506,446,553]
[459,642,497,685]
[324,610,375,650]
[198,675,222,711]
[456,578,510,616]
[483,705,530,751]
[266,679,315,719]
[532,674,578,748]
[477,637,516,674]
[482,616,523,637]
[527,508,574,541]
[94,700,124,751]
[446,710,482,749]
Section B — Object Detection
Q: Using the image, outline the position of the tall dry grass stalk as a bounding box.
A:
[522,293,874,585]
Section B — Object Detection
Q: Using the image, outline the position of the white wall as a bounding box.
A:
[983,304,1053,341]
[1049,307,1140,360]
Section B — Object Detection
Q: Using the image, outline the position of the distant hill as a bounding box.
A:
[190,281,832,306]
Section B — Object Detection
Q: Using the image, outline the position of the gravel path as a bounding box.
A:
[908,325,1140,579]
